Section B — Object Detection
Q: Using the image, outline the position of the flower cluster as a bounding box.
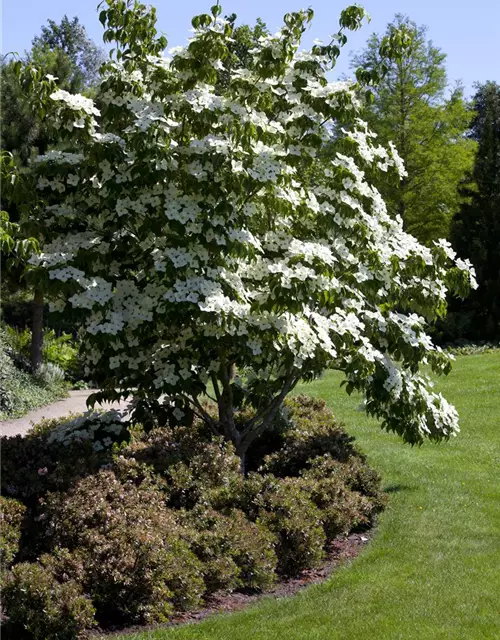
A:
[47,410,128,451]
[50,90,100,117]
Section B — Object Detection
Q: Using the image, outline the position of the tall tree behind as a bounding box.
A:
[448,82,500,340]
[1,17,104,369]
[1,16,104,165]
[215,15,268,93]
[32,15,103,89]
[351,15,476,244]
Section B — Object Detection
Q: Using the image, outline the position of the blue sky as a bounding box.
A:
[2,0,499,97]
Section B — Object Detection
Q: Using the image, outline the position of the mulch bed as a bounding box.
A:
[99,529,373,638]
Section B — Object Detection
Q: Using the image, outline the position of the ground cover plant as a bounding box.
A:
[0,396,386,638]
[0,327,69,420]
[115,351,500,640]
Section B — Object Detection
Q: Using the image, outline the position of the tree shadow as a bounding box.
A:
[384,483,414,493]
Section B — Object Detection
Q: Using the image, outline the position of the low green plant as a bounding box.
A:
[1,561,96,640]
[0,496,27,568]
[0,340,69,420]
[4,326,79,373]
[39,470,205,624]
[0,351,15,415]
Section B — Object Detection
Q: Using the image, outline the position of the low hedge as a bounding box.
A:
[0,395,386,638]
[0,496,26,568]
[1,561,96,640]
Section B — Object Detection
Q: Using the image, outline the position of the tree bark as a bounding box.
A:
[237,449,246,476]
[30,288,44,371]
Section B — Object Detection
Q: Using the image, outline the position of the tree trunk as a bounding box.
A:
[30,289,44,371]
[238,449,246,476]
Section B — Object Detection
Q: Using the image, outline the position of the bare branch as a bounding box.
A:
[240,373,299,450]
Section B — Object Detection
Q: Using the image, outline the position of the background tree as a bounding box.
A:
[447,82,500,340]
[32,15,104,89]
[351,14,476,244]
[215,16,268,93]
[1,16,104,165]
[1,17,104,369]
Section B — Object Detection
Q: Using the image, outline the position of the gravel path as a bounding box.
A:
[0,390,130,438]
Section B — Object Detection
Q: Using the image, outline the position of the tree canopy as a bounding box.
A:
[351,14,476,244]
[1,16,105,368]
[449,81,500,340]
[11,0,477,463]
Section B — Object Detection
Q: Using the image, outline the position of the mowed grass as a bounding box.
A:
[118,352,500,640]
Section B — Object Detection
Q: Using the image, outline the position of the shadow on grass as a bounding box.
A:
[384,483,414,493]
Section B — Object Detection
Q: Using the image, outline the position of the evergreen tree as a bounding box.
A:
[1,16,104,165]
[448,82,500,340]
[32,15,104,89]
[1,17,104,369]
[352,15,476,244]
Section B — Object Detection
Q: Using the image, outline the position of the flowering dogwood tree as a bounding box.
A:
[25,0,477,468]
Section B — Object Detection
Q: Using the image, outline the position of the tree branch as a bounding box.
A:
[183,394,220,437]
[240,372,298,450]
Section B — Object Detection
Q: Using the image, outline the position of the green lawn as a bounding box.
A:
[117,352,500,640]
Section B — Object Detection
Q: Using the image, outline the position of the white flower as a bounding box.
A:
[50,90,100,116]
[31,14,473,449]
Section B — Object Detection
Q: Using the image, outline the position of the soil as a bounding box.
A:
[97,529,373,638]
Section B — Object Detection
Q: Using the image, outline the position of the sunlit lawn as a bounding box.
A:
[116,352,500,640]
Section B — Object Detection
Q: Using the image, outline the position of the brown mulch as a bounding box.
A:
[98,529,373,638]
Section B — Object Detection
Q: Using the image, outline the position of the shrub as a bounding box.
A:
[183,506,277,593]
[1,394,386,634]
[208,471,277,519]
[444,340,500,356]
[4,326,79,374]
[0,496,26,567]
[342,457,388,512]
[165,438,241,509]
[0,416,121,506]
[260,396,361,477]
[1,433,55,503]
[40,470,205,623]
[0,328,69,420]
[227,509,278,590]
[255,477,326,576]
[1,561,96,640]
[299,464,372,540]
[34,362,65,386]
[120,425,241,509]
[304,455,387,516]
